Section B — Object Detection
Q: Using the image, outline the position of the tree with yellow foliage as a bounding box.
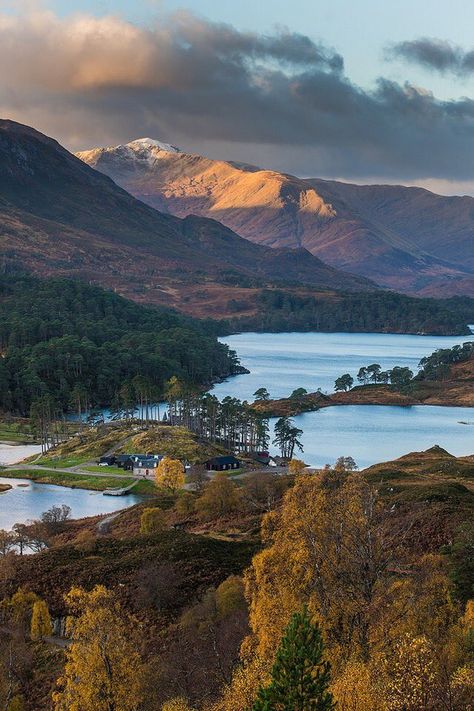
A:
[176,491,196,516]
[215,575,247,618]
[211,657,269,711]
[30,599,52,640]
[196,473,241,520]
[461,598,474,639]
[245,472,395,663]
[140,507,167,534]
[383,634,436,711]
[52,585,145,711]
[243,471,455,670]
[331,661,383,711]
[156,457,185,493]
[287,459,306,476]
[7,588,39,630]
[161,698,194,711]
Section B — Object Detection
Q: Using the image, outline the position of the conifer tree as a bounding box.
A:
[252,607,334,711]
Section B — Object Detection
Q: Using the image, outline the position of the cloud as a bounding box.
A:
[0,9,342,92]
[387,37,474,76]
[2,8,474,184]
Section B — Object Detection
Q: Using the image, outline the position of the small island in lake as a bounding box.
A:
[253,341,474,417]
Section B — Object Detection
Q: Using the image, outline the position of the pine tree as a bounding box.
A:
[252,607,334,711]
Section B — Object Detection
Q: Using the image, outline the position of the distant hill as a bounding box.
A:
[78,139,474,296]
[0,120,373,319]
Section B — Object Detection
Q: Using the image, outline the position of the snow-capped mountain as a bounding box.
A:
[1,119,374,318]
[76,138,180,172]
[77,139,474,297]
[127,138,180,152]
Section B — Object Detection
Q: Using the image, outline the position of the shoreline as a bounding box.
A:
[253,382,474,418]
[222,326,474,338]
[0,470,156,495]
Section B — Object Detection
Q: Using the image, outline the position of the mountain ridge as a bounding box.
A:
[0,119,374,318]
[77,139,474,296]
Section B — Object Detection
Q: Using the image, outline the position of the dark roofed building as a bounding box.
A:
[115,454,135,471]
[205,455,241,472]
[249,451,271,466]
[99,455,116,466]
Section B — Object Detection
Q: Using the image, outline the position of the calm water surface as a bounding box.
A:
[5,331,473,519]
[213,332,474,467]
[0,476,142,530]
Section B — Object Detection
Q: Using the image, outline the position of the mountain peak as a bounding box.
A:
[125,137,180,153]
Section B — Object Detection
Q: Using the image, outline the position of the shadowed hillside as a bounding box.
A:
[0,119,374,317]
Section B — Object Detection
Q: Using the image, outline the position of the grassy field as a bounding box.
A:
[83,464,128,475]
[2,469,157,494]
[34,455,91,468]
[0,420,37,443]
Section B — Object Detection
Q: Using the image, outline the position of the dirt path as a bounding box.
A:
[97,511,121,534]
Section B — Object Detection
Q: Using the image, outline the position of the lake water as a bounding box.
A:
[5,331,473,520]
[212,332,474,468]
[0,476,143,530]
[0,443,42,466]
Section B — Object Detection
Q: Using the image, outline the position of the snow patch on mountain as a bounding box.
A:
[126,138,180,153]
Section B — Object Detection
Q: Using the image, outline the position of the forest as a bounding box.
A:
[227,289,474,335]
[0,275,242,416]
[0,453,472,710]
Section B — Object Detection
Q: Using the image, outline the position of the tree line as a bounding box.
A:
[164,380,303,457]
[418,341,474,381]
[334,341,474,392]
[225,289,474,335]
[0,275,242,416]
[335,364,414,391]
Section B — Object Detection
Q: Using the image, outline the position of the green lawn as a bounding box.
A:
[34,456,91,468]
[3,469,155,494]
[0,421,37,443]
[131,480,159,495]
[83,465,127,475]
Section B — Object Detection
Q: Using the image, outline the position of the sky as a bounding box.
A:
[2,0,474,193]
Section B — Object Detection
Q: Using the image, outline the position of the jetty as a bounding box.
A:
[103,480,140,496]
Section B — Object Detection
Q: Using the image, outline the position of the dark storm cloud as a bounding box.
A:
[2,9,474,182]
[387,37,474,76]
